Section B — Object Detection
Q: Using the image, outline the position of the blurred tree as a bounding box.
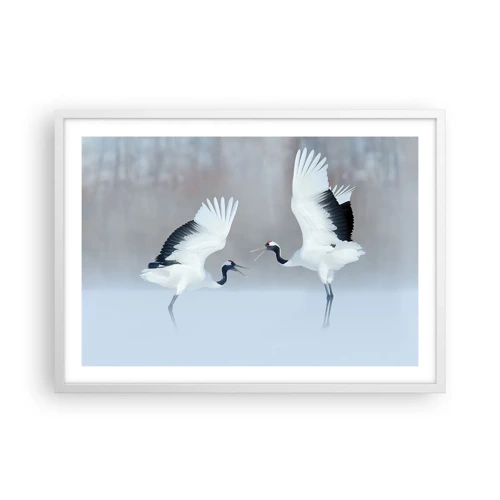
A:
[82,137,418,289]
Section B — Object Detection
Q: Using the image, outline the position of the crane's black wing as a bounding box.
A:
[148,220,200,268]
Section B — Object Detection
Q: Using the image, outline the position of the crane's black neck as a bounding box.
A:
[271,246,288,265]
[217,267,229,286]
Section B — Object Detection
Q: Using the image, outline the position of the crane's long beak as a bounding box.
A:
[250,247,267,261]
[234,266,247,277]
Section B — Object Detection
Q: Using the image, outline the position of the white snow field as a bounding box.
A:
[82,288,418,366]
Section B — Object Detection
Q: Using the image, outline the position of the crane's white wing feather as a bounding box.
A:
[291,148,353,247]
[154,197,238,268]
[331,184,355,205]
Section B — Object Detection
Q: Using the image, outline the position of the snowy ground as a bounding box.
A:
[82,288,418,366]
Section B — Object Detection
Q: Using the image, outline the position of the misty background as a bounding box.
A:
[82,137,417,290]
[82,137,418,366]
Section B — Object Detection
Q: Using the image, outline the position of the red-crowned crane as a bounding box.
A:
[141,197,246,329]
[251,149,364,328]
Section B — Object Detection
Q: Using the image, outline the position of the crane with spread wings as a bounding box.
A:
[141,197,246,329]
[251,149,364,328]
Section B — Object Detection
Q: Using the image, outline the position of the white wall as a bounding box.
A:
[1,1,499,499]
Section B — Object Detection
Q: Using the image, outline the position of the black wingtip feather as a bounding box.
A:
[340,201,354,241]
[148,260,180,269]
[155,220,201,262]
[318,190,353,242]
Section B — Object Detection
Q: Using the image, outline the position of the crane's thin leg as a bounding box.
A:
[325,284,334,328]
[168,294,179,331]
[322,285,332,329]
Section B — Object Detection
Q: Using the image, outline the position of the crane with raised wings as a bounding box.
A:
[251,149,364,328]
[141,197,246,329]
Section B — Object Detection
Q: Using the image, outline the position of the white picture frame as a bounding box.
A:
[55,110,446,393]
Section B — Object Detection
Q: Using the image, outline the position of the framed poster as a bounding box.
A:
[55,110,445,392]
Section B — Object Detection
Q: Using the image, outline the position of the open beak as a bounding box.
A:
[249,247,267,261]
[233,264,247,277]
